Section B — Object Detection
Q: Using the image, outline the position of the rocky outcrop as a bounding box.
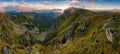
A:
[19,31,36,46]
[103,22,119,43]
[63,38,72,46]
[25,47,34,53]
[62,23,79,44]
[106,28,118,42]
[74,25,88,36]
[38,32,47,42]
[2,46,12,54]
[78,25,87,32]
[62,32,72,44]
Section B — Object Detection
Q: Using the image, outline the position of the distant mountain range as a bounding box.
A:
[90,8,120,13]
[2,3,63,13]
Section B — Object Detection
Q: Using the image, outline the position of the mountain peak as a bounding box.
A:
[63,7,89,16]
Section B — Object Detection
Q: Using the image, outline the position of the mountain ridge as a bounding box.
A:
[41,8,120,54]
[0,8,120,54]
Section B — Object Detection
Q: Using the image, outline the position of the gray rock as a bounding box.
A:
[106,28,118,42]
[34,51,39,54]
[62,33,71,44]
[25,47,34,53]
[2,46,11,54]
[62,23,79,44]
[63,38,72,46]
[53,50,60,54]
[20,31,36,46]
[75,25,87,34]
[38,32,47,42]
[79,26,87,32]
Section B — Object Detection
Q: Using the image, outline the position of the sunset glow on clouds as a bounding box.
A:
[69,0,83,8]
[0,7,5,13]
[4,3,52,12]
[0,0,119,12]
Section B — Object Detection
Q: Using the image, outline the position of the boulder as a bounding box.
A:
[2,46,11,54]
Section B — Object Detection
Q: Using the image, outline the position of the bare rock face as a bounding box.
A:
[19,31,36,46]
[62,23,79,44]
[106,28,118,42]
[62,32,72,44]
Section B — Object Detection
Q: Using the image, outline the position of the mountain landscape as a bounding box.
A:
[0,0,120,54]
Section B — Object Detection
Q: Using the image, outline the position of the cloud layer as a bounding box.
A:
[4,3,51,12]
[69,0,84,8]
[0,0,119,13]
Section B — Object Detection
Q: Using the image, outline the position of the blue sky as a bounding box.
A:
[0,0,120,11]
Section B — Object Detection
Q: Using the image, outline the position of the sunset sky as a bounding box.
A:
[0,0,120,12]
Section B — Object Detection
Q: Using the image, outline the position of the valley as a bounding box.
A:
[0,7,120,54]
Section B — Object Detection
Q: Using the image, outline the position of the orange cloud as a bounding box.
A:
[33,5,51,10]
[70,0,79,3]
[87,7,120,12]
[5,3,51,12]
[0,7,5,13]
[14,3,33,12]
[91,0,96,7]
[69,0,84,8]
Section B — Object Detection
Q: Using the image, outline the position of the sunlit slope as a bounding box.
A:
[44,8,120,54]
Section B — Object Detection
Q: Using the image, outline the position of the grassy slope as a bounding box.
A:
[44,9,120,54]
[0,13,34,54]
[0,9,120,54]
